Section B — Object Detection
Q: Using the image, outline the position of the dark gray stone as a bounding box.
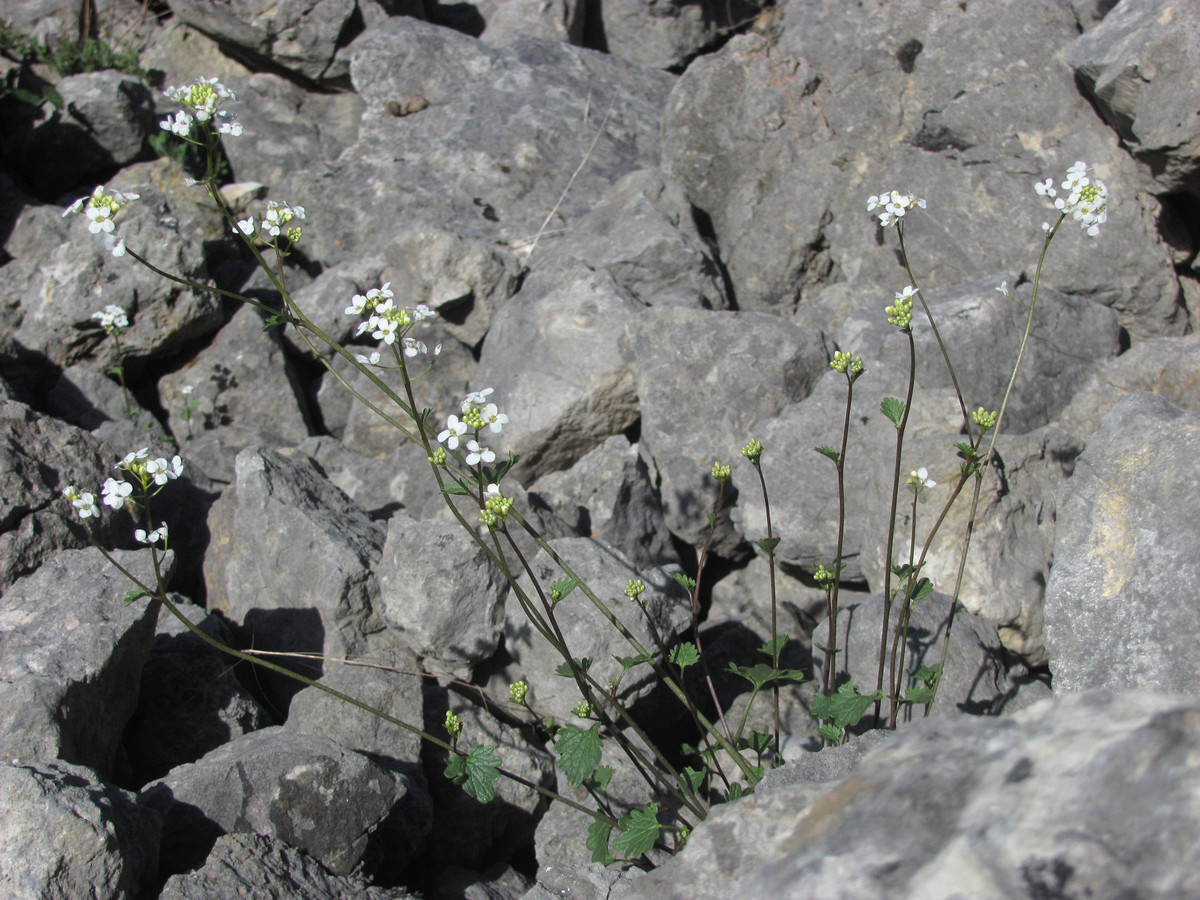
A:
[0,759,161,900]
[141,727,409,878]
[0,547,168,777]
[625,690,1200,900]
[1045,393,1200,694]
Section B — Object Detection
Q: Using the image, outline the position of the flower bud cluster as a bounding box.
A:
[972,407,997,432]
[236,200,306,248]
[439,389,508,471]
[886,286,917,330]
[160,77,242,137]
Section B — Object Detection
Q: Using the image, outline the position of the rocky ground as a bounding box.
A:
[1,0,1199,898]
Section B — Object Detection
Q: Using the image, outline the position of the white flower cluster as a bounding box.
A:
[344,283,439,362]
[160,77,242,137]
[62,185,140,257]
[1035,161,1108,236]
[867,190,926,227]
[63,448,185,547]
[92,304,128,332]
[438,388,509,467]
[234,200,306,246]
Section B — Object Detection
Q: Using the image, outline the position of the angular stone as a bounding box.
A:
[1045,393,1200,693]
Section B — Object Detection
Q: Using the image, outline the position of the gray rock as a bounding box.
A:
[159,831,413,900]
[297,436,441,521]
[47,363,151,431]
[1045,393,1200,694]
[1057,331,1200,443]
[477,259,642,483]
[141,726,410,878]
[837,279,1122,436]
[159,303,312,455]
[0,399,118,591]
[758,728,892,792]
[624,305,828,553]
[123,601,269,784]
[205,446,387,708]
[218,70,366,189]
[287,17,675,268]
[589,0,768,71]
[536,168,729,311]
[18,160,224,371]
[520,862,641,900]
[624,690,1200,900]
[1067,0,1200,196]
[504,536,691,718]
[528,434,678,571]
[376,513,508,678]
[428,863,533,900]
[170,0,361,85]
[0,547,168,777]
[662,4,1184,337]
[0,760,161,900]
[476,0,584,48]
[19,70,154,192]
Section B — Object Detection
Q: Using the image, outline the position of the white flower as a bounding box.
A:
[868,190,926,227]
[181,385,194,396]
[465,440,495,466]
[371,317,399,345]
[484,483,502,501]
[135,523,168,545]
[102,477,133,509]
[482,403,509,434]
[215,111,242,136]
[146,456,183,485]
[160,110,194,136]
[402,337,427,358]
[462,388,494,411]
[169,456,184,479]
[235,216,255,236]
[438,415,468,449]
[908,467,936,491]
[91,305,128,330]
[119,448,149,468]
[1035,161,1107,236]
[996,281,1009,296]
[355,351,383,366]
[412,304,434,321]
[70,490,100,519]
[346,293,369,316]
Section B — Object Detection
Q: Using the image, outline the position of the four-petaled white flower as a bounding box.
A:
[867,190,926,227]
[119,448,149,468]
[102,477,133,509]
[402,337,428,358]
[355,351,383,366]
[72,490,100,518]
[235,216,255,236]
[438,415,468,449]
[482,403,509,434]
[465,440,495,467]
[135,523,169,545]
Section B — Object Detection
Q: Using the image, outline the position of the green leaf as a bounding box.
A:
[591,765,614,791]
[669,642,700,671]
[261,313,289,331]
[443,744,502,803]
[809,682,882,729]
[955,441,978,460]
[586,820,615,866]
[910,664,941,686]
[554,657,592,678]
[881,396,905,427]
[554,723,603,788]
[706,512,718,527]
[614,652,653,671]
[758,635,788,659]
[550,577,578,601]
[756,536,781,555]
[727,662,804,690]
[612,803,661,858]
[724,782,749,802]
[814,446,841,464]
[672,572,697,591]
[442,480,470,495]
[122,589,154,605]
[818,722,844,742]
[911,577,934,602]
[679,766,706,795]
[905,685,935,705]
[742,729,772,754]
